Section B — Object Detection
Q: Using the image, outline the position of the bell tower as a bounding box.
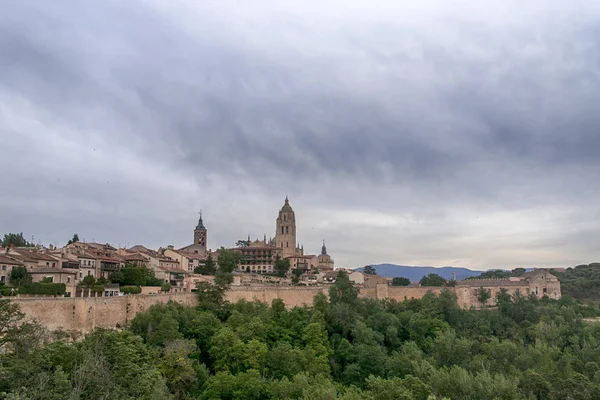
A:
[194,211,207,252]
[274,196,297,258]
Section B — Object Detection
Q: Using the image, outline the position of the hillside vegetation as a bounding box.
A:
[551,263,600,303]
[2,271,600,399]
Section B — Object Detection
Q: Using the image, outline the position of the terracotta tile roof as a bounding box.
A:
[6,253,38,263]
[121,253,148,262]
[0,255,24,265]
[8,250,57,262]
[29,267,79,275]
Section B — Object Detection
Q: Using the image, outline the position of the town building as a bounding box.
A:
[0,255,22,285]
[236,238,282,274]
[455,269,561,308]
[179,212,208,255]
[234,197,335,275]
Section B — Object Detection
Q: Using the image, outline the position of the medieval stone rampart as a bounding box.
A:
[9,276,558,332]
[12,293,196,334]
[225,286,328,306]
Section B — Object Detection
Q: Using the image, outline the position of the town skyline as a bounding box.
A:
[2,1,600,270]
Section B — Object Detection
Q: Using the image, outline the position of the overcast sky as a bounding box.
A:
[1,0,599,270]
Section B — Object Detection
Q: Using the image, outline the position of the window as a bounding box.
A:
[284,215,287,221]
[535,287,538,295]
[286,226,289,234]
[46,262,49,267]
[0,276,5,282]
[1,265,5,271]
[286,242,289,248]
[67,277,71,283]
[281,226,284,234]
[543,288,547,294]
[52,262,55,268]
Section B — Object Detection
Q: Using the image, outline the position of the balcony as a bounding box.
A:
[100,262,119,271]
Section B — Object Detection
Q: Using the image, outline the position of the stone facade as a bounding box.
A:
[274,197,298,258]
[179,213,208,255]
[455,269,561,308]
[235,198,335,274]
[236,240,282,274]
[11,270,561,333]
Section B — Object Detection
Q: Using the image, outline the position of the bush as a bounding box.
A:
[92,285,105,293]
[0,287,18,296]
[161,282,172,292]
[20,282,66,296]
[120,285,142,295]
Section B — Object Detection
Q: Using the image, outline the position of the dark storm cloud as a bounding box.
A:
[1,0,600,268]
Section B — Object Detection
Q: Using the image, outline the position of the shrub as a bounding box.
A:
[161,282,172,292]
[0,287,18,296]
[20,282,66,296]
[120,285,142,295]
[92,285,105,293]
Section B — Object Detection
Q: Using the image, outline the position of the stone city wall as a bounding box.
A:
[12,293,196,334]
[10,284,452,333]
[225,286,328,306]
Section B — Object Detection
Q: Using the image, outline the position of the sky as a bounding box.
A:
[1,0,600,270]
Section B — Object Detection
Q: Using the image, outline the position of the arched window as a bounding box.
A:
[286,242,289,247]
[286,226,289,234]
[281,226,284,234]
[284,215,287,221]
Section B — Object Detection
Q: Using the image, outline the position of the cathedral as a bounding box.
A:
[235,197,335,274]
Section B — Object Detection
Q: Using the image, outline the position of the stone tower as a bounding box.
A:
[193,212,207,252]
[274,196,297,258]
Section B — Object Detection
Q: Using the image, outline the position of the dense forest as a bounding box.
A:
[2,272,600,399]
[551,263,600,303]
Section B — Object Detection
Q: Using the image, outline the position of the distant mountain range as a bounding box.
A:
[357,264,486,282]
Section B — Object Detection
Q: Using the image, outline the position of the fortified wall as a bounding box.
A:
[11,285,443,333]
[12,293,197,334]
[225,286,328,306]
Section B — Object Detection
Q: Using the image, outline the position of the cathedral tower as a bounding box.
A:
[274,197,297,258]
[193,212,207,252]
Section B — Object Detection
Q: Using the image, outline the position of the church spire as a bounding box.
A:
[195,210,206,230]
[321,240,327,255]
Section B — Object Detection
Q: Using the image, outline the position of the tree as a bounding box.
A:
[111,263,160,286]
[67,233,80,245]
[216,248,240,274]
[1,233,34,248]
[419,273,447,287]
[363,265,377,275]
[158,340,203,398]
[274,256,290,277]
[81,275,96,288]
[10,266,32,287]
[392,277,411,286]
[476,287,491,307]
[329,271,359,304]
[161,282,172,292]
[195,253,216,275]
[235,240,250,248]
[0,299,44,353]
[291,268,303,285]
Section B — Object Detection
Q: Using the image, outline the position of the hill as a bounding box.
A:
[551,263,600,303]
[359,264,484,282]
